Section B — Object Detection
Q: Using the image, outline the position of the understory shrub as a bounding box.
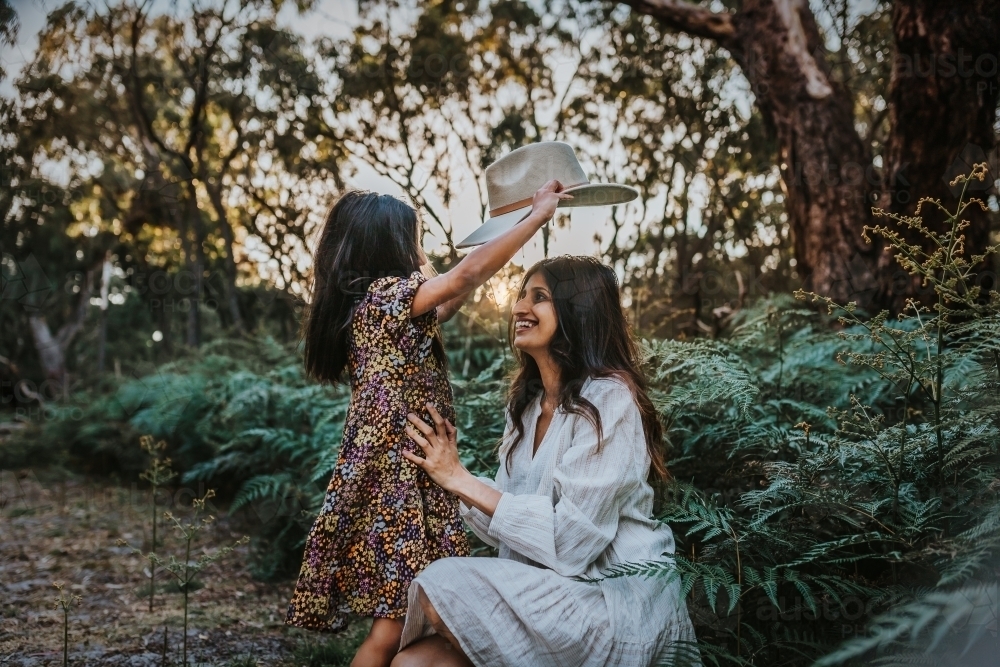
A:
[626,164,999,666]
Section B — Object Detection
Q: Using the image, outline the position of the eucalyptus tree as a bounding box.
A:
[1,1,115,384]
[559,1,788,336]
[319,0,570,259]
[325,0,788,340]
[6,0,342,365]
[620,0,1000,310]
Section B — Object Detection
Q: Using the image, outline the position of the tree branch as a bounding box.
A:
[619,0,738,50]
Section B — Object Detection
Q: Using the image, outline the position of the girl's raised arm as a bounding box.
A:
[410,180,572,318]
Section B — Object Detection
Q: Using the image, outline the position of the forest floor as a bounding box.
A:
[0,469,366,667]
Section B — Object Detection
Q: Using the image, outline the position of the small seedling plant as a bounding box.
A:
[51,581,82,667]
[120,488,249,666]
[139,435,177,612]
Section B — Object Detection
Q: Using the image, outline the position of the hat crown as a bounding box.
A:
[485,142,589,214]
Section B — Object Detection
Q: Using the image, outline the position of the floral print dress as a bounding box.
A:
[285,271,470,632]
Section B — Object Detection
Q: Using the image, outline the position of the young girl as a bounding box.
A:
[286,181,571,667]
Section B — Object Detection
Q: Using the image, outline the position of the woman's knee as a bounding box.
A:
[391,636,467,667]
[416,587,445,633]
[389,650,425,667]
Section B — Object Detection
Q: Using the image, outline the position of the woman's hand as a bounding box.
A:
[526,179,573,224]
[403,403,466,492]
[404,403,504,517]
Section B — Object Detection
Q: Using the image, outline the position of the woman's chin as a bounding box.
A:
[512,335,533,351]
[512,335,547,354]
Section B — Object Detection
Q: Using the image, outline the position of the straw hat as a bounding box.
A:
[456,142,639,248]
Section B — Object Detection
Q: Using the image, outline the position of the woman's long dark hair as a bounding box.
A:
[505,255,668,480]
[302,190,441,385]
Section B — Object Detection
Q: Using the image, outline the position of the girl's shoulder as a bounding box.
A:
[365,270,426,299]
[358,270,427,320]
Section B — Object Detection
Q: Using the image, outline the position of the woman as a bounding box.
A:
[393,256,699,667]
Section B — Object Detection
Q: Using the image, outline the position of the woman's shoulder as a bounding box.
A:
[578,374,636,406]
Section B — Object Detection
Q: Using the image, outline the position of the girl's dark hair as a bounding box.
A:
[505,255,668,480]
[302,190,442,384]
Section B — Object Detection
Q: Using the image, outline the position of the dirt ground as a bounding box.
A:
[0,469,366,666]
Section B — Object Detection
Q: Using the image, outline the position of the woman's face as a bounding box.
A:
[512,272,558,355]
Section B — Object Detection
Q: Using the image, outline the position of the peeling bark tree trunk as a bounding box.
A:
[28,315,69,382]
[733,0,879,305]
[622,0,1000,310]
[27,268,94,382]
[96,254,112,374]
[876,0,1000,310]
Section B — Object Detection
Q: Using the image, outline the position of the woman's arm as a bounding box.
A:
[409,180,572,318]
[404,382,642,577]
[449,469,503,516]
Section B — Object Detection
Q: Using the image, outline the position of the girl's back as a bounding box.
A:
[286,269,467,632]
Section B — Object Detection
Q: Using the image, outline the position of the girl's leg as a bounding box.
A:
[351,617,404,667]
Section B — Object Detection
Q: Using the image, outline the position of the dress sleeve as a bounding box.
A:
[362,271,437,355]
[363,270,434,336]
[460,477,502,548]
[485,380,644,577]
[459,414,513,549]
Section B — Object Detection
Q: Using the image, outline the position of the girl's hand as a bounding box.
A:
[403,403,466,491]
[527,179,573,224]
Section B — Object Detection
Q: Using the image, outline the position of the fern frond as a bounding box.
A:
[814,584,999,666]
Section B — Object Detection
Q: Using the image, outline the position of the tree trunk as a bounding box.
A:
[621,0,999,310]
[183,187,204,348]
[96,254,112,374]
[875,0,1000,310]
[28,315,68,382]
[27,268,94,382]
[736,0,881,306]
[205,180,246,333]
[625,0,878,304]
[122,6,206,347]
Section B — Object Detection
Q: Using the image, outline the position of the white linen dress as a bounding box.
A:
[399,377,700,667]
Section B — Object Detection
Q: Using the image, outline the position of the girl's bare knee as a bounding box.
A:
[370,617,404,640]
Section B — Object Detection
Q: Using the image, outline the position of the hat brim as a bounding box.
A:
[455,183,639,249]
